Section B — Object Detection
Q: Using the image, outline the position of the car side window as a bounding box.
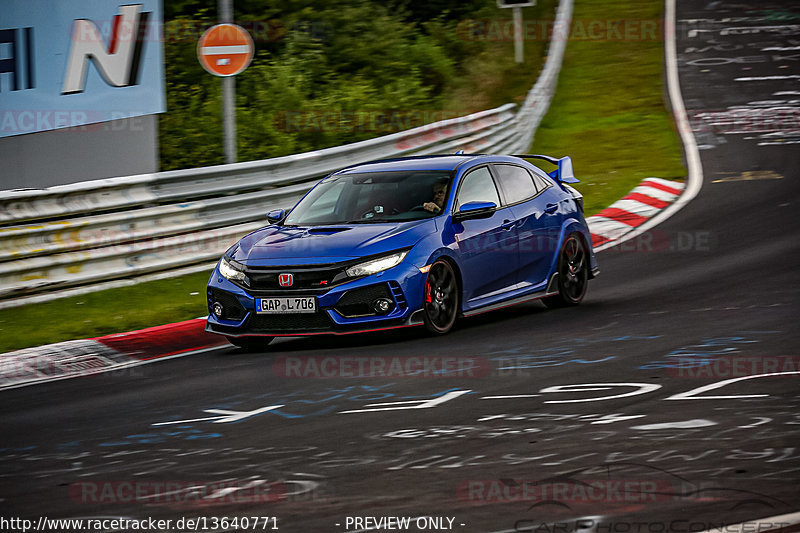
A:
[456,167,501,209]
[493,164,538,204]
[529,168,554,192]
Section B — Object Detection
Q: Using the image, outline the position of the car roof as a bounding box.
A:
[333,154,491,174]
[331,154,555,181]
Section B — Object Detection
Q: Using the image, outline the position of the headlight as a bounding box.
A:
[346,251,408,278]
[218,256,247,283]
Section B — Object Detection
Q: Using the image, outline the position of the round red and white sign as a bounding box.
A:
[197,23,254,77]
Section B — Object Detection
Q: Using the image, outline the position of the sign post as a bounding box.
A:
[197,0,254,164]
[497,1,536,64]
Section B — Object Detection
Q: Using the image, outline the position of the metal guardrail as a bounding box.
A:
[0,0,573,305]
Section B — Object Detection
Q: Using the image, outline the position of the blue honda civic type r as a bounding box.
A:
[206,154,599,350]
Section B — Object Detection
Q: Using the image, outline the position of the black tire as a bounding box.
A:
[543,233,589,308]
[422,260,460,335]
[225,336,274,352]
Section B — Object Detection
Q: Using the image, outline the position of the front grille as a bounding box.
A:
[245,263,348,291]
[249,312,332,332]
[334,283,395,318]
[208,289,247,321]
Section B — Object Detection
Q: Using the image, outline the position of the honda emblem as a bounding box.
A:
[278,273,294,287]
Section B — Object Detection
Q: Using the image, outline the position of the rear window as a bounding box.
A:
[493,164,538,204]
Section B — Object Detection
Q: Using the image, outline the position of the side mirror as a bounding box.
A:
[266,209,286,224]
[453,201,497,222]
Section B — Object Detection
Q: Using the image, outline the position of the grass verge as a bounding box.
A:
[0,272,212,353]
[529,0,685,215]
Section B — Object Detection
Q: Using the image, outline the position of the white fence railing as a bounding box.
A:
[0,0,572,305]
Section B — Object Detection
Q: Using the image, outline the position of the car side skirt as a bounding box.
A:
[461,274,559,317]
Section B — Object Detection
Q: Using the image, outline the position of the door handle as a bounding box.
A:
[545,203,559,214]
[500,219,515,231]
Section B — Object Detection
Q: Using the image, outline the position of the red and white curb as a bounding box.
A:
[587,177,686,249]
[0,318,225,391]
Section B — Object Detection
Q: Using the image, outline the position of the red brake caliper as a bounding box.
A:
[425,280,432,303]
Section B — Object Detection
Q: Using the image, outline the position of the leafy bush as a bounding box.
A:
[159,0,555,170]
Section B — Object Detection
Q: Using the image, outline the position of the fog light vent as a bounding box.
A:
[373,298,392,314]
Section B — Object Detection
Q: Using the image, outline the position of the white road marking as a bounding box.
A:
[540,383,662,404]
[665,371,800,401]
[480,395,541,399]
[736,75,800,81]
[631,419,717,430]
[153,404,284,426]
[339,390,470,413]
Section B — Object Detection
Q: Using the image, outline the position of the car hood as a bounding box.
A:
[231,219,436,266]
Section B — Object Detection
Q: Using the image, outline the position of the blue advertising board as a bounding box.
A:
[0,0,164,138]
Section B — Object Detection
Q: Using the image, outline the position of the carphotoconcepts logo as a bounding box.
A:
[668,356,800,378]
[69,480,287,505]
[273,355,491,378]
[513,518,796,533]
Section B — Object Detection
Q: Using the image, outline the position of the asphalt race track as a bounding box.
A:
[1,1,798,532]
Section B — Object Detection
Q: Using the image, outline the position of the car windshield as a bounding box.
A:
[283,170,452,226]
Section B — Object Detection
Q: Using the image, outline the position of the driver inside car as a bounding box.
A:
[423,180,448,214]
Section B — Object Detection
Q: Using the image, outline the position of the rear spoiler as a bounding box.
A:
[513,154,579,184]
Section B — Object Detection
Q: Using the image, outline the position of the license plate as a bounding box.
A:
[256,297,317,314]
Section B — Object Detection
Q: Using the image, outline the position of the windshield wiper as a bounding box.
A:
[344,219,393,224]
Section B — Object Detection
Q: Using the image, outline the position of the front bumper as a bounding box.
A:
[206,261,427,337]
